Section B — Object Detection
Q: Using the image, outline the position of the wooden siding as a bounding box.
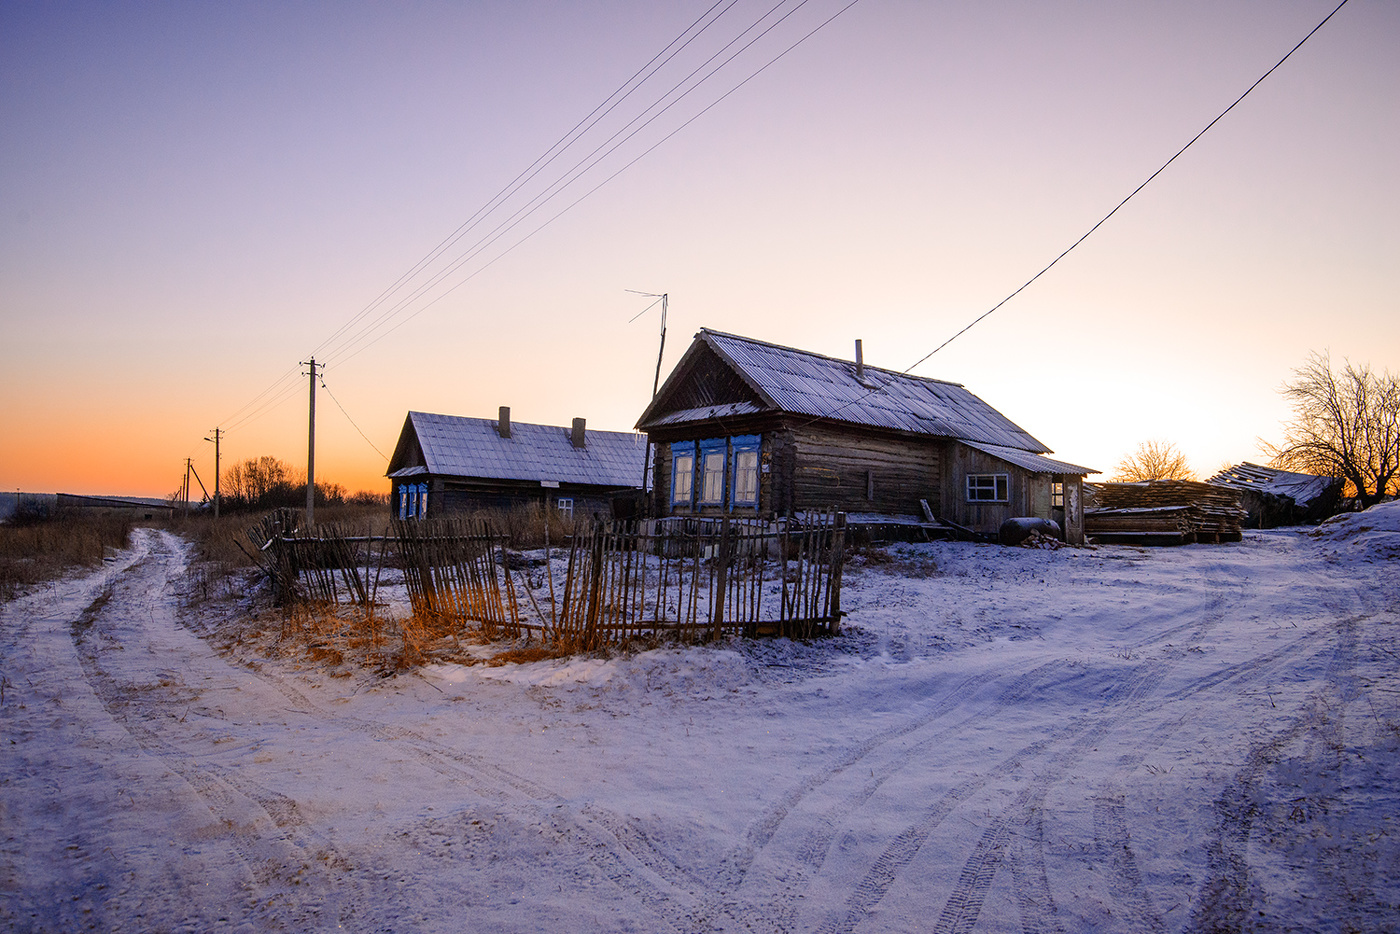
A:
[662,342,763,411]
[789,424,940,516]
[941,442,1027,534]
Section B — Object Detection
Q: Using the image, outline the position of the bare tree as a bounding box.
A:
[1267,352,1400,508]
[1113,440,1196,482]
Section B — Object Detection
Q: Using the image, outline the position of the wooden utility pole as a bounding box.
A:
[628,291,668,491]
[302,358,320,525]
[204,429,222,519]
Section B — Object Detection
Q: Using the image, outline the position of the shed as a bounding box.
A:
[635,329,1097,542]
[1206,462,1342,527]
[385,408,647,520]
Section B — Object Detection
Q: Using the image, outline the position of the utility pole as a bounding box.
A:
[627,290,668,491]
[203,429,222,519]
[184,458,191,518]
[301,358,321,526]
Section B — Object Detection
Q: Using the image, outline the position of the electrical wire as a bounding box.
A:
[328,0,860,367]
[318,0,826,369]
[903,0,1353,374]
[322,380,390,462]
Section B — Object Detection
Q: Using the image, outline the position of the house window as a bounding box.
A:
[699,439,726,505]
[730,435,760,508]
[416,483,428,519]
[556,497,573,519]
[966,473,1009,502]
[671,443,695,506]
[1051,482,1064,509]
[398,485,409,519]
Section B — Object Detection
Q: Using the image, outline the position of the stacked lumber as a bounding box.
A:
[1085,481,1245,544]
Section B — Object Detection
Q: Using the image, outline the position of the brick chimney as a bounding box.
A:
[855,339,864,382]
[571,417,586,449]
[497,406,511,439]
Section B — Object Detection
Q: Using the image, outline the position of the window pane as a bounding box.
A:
[702,451,725,503]
[672,454,694,504]
[733,449,758,504]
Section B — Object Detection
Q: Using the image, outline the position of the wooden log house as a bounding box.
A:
[636,330,1097,543]
[385,409,647,520]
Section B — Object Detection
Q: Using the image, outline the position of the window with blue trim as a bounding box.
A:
[729,435,760,508]
[698,438,726,505]
[670,442,696,506]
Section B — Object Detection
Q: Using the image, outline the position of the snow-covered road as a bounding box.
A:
[2,515,1397,933]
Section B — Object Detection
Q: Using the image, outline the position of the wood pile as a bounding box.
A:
[1085,481,1245,544]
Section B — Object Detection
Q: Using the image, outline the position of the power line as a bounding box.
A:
[902,0,1353,374]
[318,0,831,370]
[327,0,862,368]
[322,379,389,462]
[211,1,840,439]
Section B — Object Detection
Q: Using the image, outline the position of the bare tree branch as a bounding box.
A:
[1113,440,1196,482]
[1266,351,1400,507]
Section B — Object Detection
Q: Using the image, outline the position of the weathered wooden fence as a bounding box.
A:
[249,511,846,646]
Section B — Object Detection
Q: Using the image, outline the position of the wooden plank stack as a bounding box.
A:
[1085,481,1246,544]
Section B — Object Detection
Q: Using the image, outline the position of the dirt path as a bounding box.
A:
[2,527,1395,933]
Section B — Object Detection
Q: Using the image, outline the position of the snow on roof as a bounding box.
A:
[1208,462,1338,506]
[647,329,1053,453]
[397,411,646,488]
[959,440,1098,476]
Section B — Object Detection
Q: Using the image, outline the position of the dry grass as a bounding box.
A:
[0,513,133,601]
[473,503,582,549]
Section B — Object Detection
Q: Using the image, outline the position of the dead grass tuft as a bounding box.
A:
[0,512,133,601]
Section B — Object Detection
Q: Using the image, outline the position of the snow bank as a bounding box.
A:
[1308,499,1400,561]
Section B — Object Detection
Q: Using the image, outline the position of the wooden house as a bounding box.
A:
[386,408,647,520]
[635,329,1097,542]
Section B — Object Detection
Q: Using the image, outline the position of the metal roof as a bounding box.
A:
[684,329,1053,452]
[396,412,647,488]
[959,440,1098,476]
[1207,462,1338,506]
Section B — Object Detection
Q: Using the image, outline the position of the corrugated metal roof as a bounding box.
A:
[405,412,646,488]
[699,330,1053,452]
[1207,462,1337,505]
[959,440,1098,476]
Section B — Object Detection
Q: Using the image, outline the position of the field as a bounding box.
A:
[2,506,1397,933]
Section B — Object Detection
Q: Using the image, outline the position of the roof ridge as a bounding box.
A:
[698,327,963,388]
[411,410,641,436]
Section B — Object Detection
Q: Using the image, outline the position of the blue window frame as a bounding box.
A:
[698,438,726,505]
[670,442,696,506]
[729,435,760,509]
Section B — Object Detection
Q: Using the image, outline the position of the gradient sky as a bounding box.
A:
[2,0,1396,498]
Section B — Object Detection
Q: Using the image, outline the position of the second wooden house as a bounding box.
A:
[636,329,1097,542]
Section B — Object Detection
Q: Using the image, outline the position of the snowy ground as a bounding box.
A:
[2,506,1398,933]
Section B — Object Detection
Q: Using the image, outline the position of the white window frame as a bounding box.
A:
[966,473,1009,502]
[671,443,695,506]
[698,439,726,506]
[556,497,573,519]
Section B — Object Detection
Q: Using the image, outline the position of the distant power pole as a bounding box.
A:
[204,428,222,519]
[301,358,321,525]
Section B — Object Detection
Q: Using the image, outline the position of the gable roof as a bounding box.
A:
[387,411,646,489]
[637,329,1052,453]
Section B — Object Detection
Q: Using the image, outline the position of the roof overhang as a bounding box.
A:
[960,440,1098,476]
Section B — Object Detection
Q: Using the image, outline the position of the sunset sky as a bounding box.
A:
[2,1,1396,499]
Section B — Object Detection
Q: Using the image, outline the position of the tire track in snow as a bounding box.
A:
[1184,604,1366,933]
[810,556,1249,934]
[67,529,412,932]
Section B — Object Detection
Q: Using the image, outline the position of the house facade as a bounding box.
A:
[635,330,1096,542]
[386,408,647,520]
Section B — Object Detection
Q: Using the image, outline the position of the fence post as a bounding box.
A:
[829,512,847,635]
[712,515,731,641]
[583,523,605,650]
